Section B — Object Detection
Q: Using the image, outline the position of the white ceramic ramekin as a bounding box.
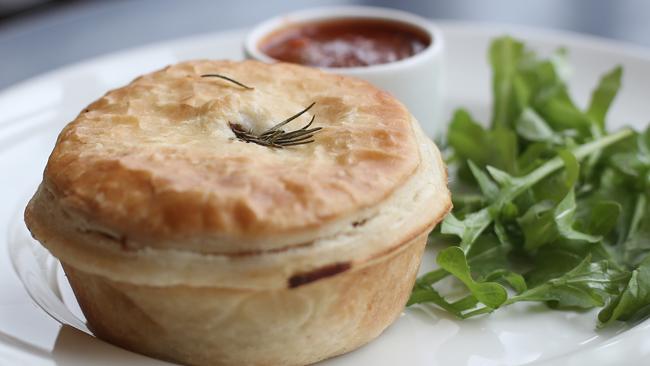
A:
[244,6,445,137]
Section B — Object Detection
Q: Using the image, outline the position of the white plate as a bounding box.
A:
[2,22,650,366]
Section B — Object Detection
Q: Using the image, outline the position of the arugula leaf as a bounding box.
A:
[466,233,510,279]
[448,109,518,176]
[608,129,650,189]
[555,190,601,243]
[440,210,492,250]
[448,109,490,168]
[531,149,579,204]
[468,160,499,201]
[622,195,650,267]
[587,200,621,236]
[599,255,650,325]
[587,66,623,130]
[518,200,557,251]
[515,107,564,144]
[437,247,508,309]
[490,36,525,129]
[525,246,597,287]
[485,269,528,293]
[536,93,592,134]
[508,257,620,309]
[408,283,463,316]
[517,142,555,174]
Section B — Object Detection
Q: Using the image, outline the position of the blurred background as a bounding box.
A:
[1,0,649,89]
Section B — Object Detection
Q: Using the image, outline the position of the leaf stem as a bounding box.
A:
[516,128,633,196]
[417,268,449,285]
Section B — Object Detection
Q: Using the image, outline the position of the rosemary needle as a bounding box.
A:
[201,74,254,90]
[229,103,322,148]
[262,102,316,135]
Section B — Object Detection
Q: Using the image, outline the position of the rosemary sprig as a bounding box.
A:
[201,74,254,90]
[229,103,322,148]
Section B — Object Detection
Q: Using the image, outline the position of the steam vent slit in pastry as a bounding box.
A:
[25,60,451,366]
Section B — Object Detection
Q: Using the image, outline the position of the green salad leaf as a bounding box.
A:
[437,246,508,309]
[587,66,623,130]
[409,35,650,328]
[599,256,650,324]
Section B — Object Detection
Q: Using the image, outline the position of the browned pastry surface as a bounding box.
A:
[39,60,419,253]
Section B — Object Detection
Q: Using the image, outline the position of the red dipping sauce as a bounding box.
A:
[259,18,431,68]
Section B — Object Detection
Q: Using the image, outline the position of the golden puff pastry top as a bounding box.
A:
[42,60,420,254]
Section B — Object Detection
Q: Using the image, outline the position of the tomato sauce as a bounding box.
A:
[259,18,430,68]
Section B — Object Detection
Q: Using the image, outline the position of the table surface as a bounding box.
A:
[1,0,650,90]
